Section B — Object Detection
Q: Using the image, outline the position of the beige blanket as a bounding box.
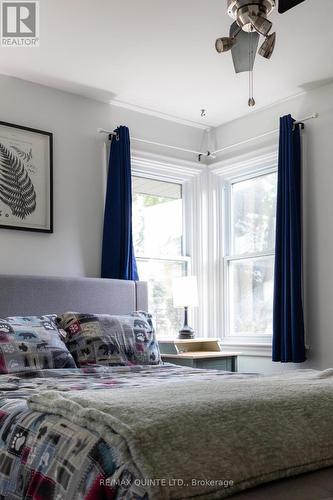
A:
[28,369,333,499]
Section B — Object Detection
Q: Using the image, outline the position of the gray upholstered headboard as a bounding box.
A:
[0,275,148,317]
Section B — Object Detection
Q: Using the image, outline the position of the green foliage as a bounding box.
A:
[0,143,36,219]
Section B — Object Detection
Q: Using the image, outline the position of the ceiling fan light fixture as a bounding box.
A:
[258,32,276,59]
[249,15,272,36]
[217,0,306,107]
[215,36,237,53]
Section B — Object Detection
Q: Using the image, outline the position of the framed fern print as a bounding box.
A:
[0,121,53,233]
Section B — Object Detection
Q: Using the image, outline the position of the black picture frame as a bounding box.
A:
[0,120,53,233]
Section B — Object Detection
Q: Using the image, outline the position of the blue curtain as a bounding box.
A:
[101,126,139,281]
[272,114,305,363]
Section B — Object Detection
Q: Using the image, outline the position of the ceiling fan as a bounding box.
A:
[215,0,306,106]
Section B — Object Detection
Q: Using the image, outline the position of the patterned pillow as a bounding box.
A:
[57,311,162,367]
[0,316,77,374]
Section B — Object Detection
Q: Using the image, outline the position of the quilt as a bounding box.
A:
[0,364,246,499]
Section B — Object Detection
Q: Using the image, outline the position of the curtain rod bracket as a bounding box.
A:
[292,122,305,132]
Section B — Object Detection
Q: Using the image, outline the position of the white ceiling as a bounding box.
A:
[0,0,332,128]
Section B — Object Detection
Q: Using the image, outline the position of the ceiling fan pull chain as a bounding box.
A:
[248,30,255,107]
[248,70,255,107]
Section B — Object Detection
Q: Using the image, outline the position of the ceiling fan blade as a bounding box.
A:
[278,0,305,13]
[229,22,259,74]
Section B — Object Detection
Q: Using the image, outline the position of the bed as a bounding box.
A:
[1,274,333,500]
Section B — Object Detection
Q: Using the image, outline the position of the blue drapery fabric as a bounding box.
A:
[101,126,139,281]
[272,114,306,363]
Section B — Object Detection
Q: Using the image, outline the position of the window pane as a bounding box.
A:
[133,177,183,258]
[229,256,274,335]
[232,173,277,255]
[137,258,186,337]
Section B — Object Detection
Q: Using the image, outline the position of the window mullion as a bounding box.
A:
[136,256,190,264]
[225,251,275,262]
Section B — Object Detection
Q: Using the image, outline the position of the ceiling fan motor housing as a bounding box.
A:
[227,0,275,32]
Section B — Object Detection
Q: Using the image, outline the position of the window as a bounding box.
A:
[132,176,188,337]
[224,171,277,339]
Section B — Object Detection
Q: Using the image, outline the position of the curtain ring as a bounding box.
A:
[292,122,305,132]
[109,133,120,141]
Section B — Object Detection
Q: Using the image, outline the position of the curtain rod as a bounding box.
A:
[98,113,318,162]
[97,128,213,160]
[211,113,319,156]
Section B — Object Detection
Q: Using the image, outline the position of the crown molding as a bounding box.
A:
[110,99,212,131]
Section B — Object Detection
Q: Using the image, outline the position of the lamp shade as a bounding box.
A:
[173,276,199,308]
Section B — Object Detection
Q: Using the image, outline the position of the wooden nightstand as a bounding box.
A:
[158,338,239,372]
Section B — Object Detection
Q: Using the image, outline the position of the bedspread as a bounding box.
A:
[27,369,333,500]
[0,364,246,499]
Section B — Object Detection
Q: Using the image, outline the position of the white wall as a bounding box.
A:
[0,75,205,278]
[211,82,333,372]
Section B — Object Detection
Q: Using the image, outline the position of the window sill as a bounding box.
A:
[219,340,272,357]
[220,340,310,358]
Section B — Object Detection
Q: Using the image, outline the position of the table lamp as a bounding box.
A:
[173,276,199,339]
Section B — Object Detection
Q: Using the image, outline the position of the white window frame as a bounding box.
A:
[211,148,278,350]
[223,168,277,344]
[132,178,190,262]
[131,150,204,334]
